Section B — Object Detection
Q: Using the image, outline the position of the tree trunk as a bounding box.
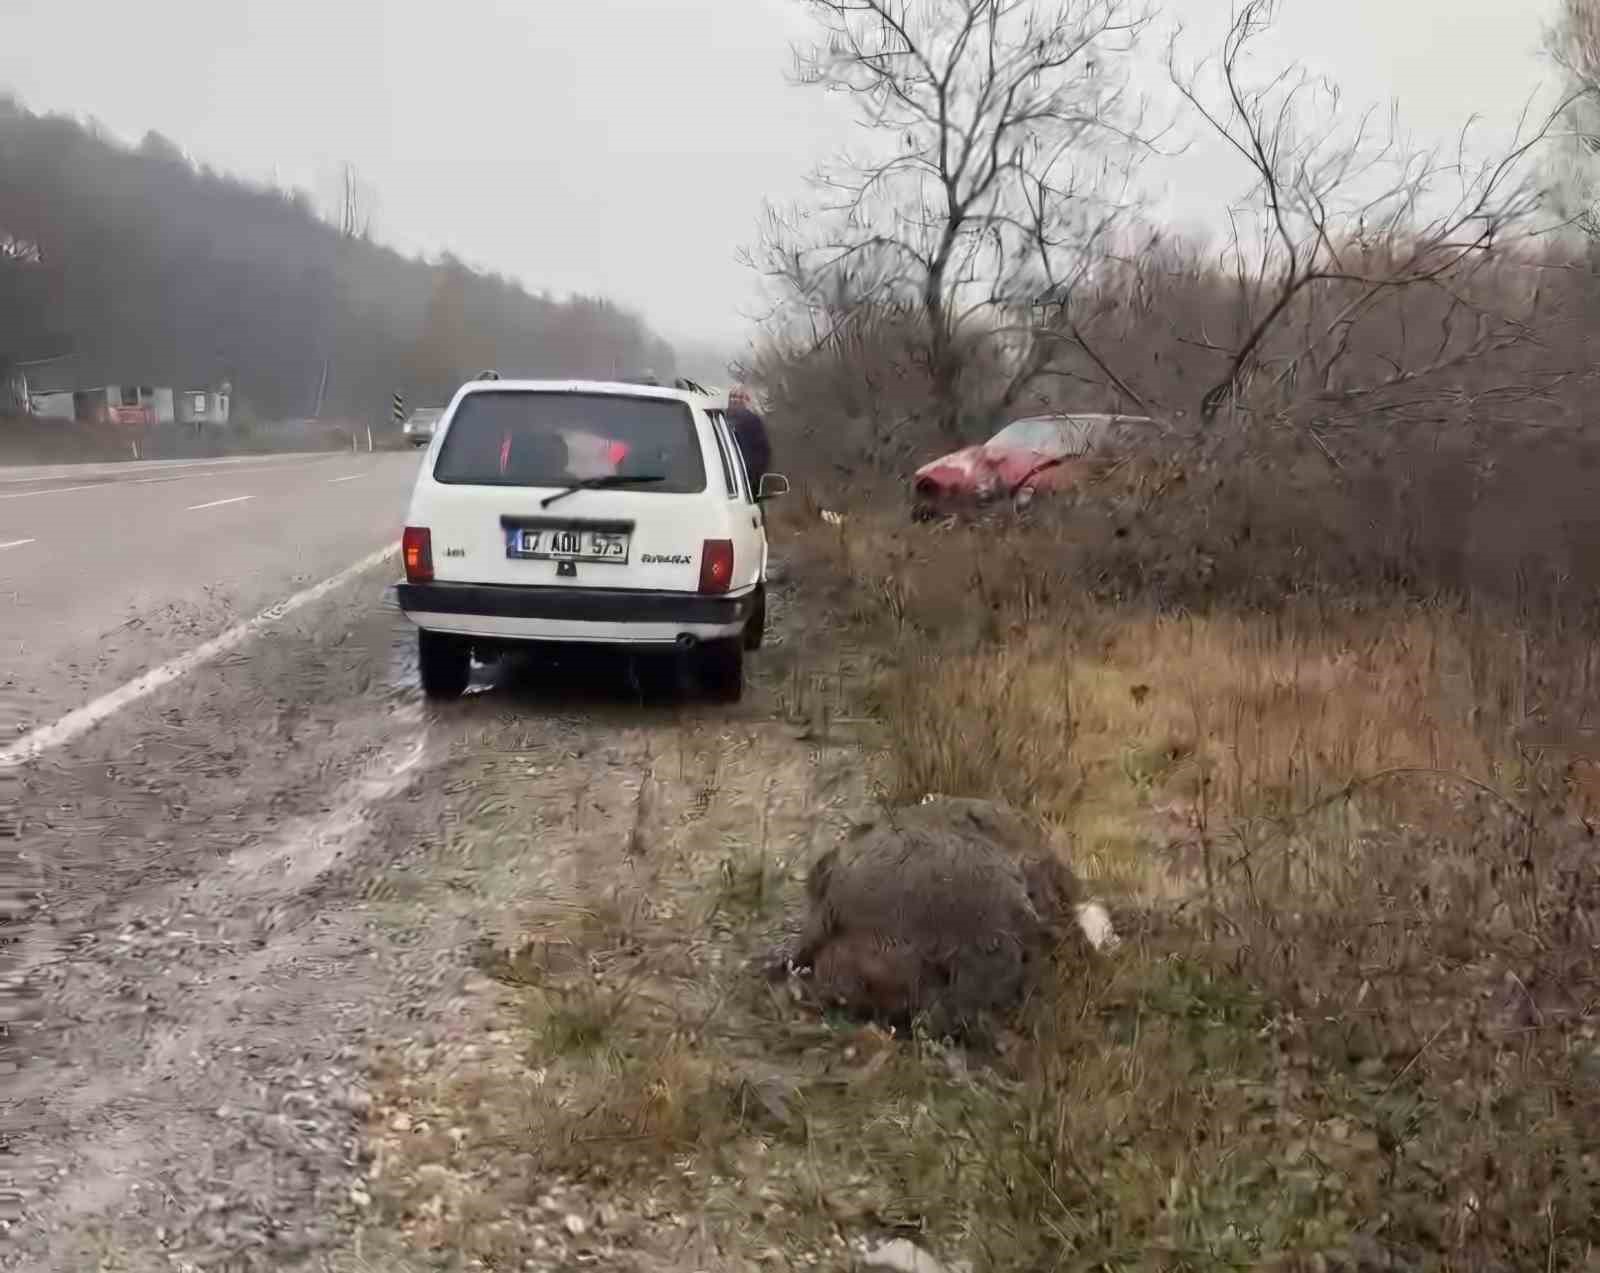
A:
[924,281,963,444]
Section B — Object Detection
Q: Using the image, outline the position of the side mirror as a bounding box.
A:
[758,472,791,502]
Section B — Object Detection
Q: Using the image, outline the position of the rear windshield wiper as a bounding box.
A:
[540,473,666,509]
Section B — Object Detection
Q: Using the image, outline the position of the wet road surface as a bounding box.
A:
[0,450,422,735]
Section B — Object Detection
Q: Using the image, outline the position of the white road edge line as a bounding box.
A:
[328,475,363,484]
[186,495,253,511]
[0,538,35,551]
[0,544,399,768]
[0,452,338,484]
[0,456,344,498]
[0,483,103,502]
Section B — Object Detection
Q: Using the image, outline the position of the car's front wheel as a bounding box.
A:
[418,630,471,700]
[698,639,744,703]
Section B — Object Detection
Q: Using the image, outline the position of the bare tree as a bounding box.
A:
[1546,0,1600,245]
[335,161,377,243]
[1170,0,1564,427]
[751,0,1150,442]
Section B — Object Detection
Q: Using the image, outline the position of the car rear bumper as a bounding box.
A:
[396,581,756,645]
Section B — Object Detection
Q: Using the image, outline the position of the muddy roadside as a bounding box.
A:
[332,594,890,1272]
[3,575,441,1270]
[2,545,888,1271]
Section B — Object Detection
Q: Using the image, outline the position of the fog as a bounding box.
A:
[0,99,686,425]
[0,0,1547,359]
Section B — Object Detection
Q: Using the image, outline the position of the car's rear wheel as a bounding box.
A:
[743,585,767,651]
[698,639,745,703]
[418,630,471,700]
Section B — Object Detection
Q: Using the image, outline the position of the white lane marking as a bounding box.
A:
[0,452,337,484]
[0,472,225,500]
[328,475,363,484]
[0,456,350,499]
[134,459,329,489]
[0,538,36,551]
[0,483,102,502]
[0,544,399,768]
[186,495,253,511]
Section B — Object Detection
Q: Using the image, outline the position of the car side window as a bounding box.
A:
[706,410,744,500]
[1048,419,1095,457]
[718,412,757,504]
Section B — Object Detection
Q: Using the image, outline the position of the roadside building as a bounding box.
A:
[72,385,176,426]
[176,388,231,426]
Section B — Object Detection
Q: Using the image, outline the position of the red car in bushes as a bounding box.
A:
[911,412,1156,519]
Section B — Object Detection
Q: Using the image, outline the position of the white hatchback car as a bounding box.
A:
[396,377,787,702]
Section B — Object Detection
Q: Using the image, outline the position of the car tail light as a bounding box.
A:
[402,526,433,582]
[699,539,734,594]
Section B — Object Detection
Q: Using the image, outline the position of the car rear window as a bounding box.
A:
[432,391,706,492]
[989,416,1105,457]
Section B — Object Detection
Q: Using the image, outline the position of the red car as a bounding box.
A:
[911,412,1154,518]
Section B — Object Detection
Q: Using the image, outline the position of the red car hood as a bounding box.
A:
[914,444,1060,497]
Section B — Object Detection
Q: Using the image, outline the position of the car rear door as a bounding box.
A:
[414,388,729,594]
[705,406,766,588]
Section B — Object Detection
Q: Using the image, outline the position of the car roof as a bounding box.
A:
[1009,412,1155,424]
[454,378,718,407]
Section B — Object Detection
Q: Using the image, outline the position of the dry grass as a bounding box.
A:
[880,607,1515,892]
[822,506,1600,1268]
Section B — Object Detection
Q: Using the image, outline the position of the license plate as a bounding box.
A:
[506,527,629,563]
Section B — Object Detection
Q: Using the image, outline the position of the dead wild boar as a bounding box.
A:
[772,796,1100,1035]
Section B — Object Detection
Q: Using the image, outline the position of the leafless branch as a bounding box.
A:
[749,0,1154,439]
[1170,0,1566,424]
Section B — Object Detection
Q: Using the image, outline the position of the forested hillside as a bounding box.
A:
[0,97,676,420]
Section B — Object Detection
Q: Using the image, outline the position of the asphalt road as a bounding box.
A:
[0,449,423,734]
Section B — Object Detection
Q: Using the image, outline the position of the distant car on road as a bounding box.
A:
[395,378,790,702]
[911,412,1157,518]
[402,407,444,448]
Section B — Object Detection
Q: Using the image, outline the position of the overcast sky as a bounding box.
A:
[0,0,1555,353]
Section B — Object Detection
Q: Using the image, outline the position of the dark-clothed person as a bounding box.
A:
[726,385,771,490]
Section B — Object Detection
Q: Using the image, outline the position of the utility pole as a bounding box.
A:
[312,358,329,419]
